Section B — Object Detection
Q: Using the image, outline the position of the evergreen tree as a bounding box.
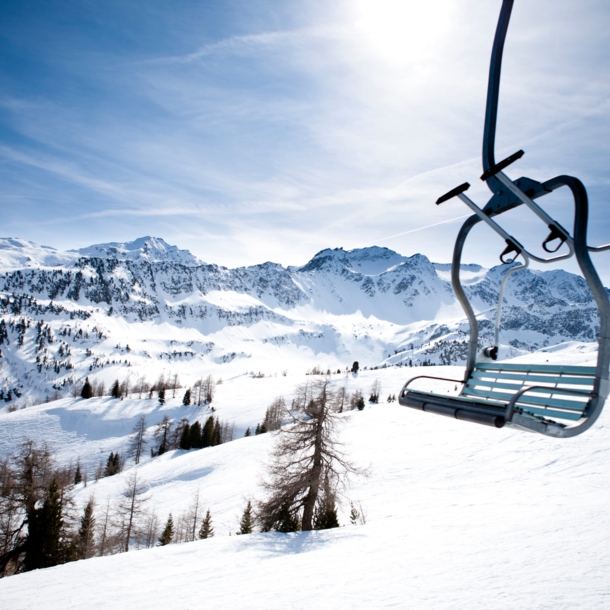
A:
[158,514,174,546]
[255,423,261,435]
[201,416,215,448]
[356,396,365,411]
[313,486,340,530]
[259,422,267,434]
[190,421,202,449]
[158,387,166,406]
[273,500,300,533]
[74,463,82,485]
[244,427,251,437]
[198,509,214,539]
[179,423,191,450]
[111,379,121,399]
[80,378,93,399]
[239,501,254,535]
[77,498,96,559]
[23,479,64,571]
[213,420,222,446]
[351,361,359,373]
[104,452,121,477]
[182,388,191,406]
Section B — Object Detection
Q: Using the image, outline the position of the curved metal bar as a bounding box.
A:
[401,375,465,393]
[493,254,529,348]
[483,0,514,194]
[504,384,592,422]
[539,175,610,436]
[588,243,610,253]
[451,215,483,378]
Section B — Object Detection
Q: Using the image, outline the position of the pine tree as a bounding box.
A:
[356,396,365,410]
[158,514,174,546]
[111,379,121,399]
[182,388,191,406]
[81,378,93,399]
[313,485,340,530]
[201,416,215,448]
[23,479,64,571]
[273,500,300,533]
[349,502,359,525]
[77,498,96,559]
[244,427,251,437]
[255,423,261,435]
[74,463,82,485]
[239,501,254,535]
[104,452,121,477]
[198,509,214,539]
[351,361,359,373]
[158,387,166,406]
[190,421,202,449]
[179,423,191,450]
[213,420,222,446]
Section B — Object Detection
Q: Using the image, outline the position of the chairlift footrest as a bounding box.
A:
[399,391,506,428]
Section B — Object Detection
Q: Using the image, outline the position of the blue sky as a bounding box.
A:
[1,0,610,278]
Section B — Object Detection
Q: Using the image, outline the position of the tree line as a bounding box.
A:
[0,441,252,577]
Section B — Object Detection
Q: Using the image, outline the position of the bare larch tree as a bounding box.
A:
[117,470,149,552]
[258,378,363,532]
[128,415,147,465]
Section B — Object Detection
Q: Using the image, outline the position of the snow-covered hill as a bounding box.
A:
[0,359,608,609]
[0,236,604,409]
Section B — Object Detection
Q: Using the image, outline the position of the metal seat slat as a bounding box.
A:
[468,380,590,393]
[470,370,595,386]
[475,362,597,376]
[462,387,589,412]
[518,406,584,422]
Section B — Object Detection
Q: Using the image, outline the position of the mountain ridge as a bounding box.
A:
[0,236,603,409]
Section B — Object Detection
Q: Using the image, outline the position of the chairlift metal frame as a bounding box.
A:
[398,0,610,437]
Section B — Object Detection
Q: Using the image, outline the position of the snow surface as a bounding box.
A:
[1,349,609,609]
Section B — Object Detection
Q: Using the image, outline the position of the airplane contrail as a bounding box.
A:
[376,214,471,243]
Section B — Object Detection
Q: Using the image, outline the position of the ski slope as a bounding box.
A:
[1,345,609,609]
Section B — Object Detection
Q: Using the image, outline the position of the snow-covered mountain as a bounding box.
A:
[0,236,603,409]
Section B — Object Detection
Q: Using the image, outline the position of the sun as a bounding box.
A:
[350,0,455,65]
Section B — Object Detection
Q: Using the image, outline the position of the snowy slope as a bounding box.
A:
[0,355,609,609]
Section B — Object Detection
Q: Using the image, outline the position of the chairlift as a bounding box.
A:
[398,0,610,437]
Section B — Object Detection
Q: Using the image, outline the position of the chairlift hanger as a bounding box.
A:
[398,0,610,437]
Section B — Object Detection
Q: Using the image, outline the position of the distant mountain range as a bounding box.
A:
[0,236,603,409]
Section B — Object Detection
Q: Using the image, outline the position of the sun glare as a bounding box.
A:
[352,0,454,65]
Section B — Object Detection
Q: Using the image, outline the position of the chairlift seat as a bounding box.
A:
[397,0,610,438]
[399,363,596,435]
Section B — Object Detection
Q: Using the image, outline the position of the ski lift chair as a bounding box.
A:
[398,0,610,437]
